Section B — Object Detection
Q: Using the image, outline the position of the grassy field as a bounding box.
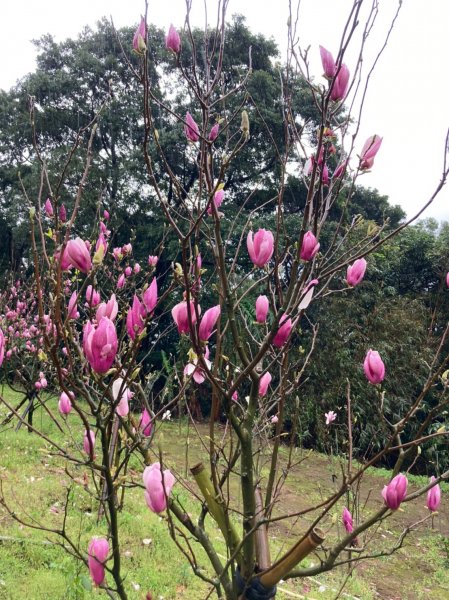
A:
[0,388,449,599]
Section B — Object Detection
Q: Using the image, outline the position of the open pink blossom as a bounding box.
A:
[88,537,109,586]
[184,348,211,384]
[66,238,92,273]
[325,410,337,425]
[126,295,146,340]
[143,463,176,513]
[83,318,118,374]
[96,295,118,322]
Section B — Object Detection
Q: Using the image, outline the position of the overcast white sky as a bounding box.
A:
[1,0,448,222]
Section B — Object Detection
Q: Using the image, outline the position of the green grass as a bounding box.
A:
[1,388,449,599]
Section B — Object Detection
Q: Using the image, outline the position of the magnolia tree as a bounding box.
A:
[1,0,449,599]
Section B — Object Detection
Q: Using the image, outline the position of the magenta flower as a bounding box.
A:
[96,294,118,322]
[166,24,181,53]
[112,378,131,418]
[325,410,337,425]
[86,285,100,307]
[360,135,383,170]
[255,295,269,323]
[184,112,200,142]
[117,273,125,289]
[44,198,53,217]
[247,229,274,268]
[208,123,220,142]
[83,317,118,374]
[259,372,272,397]
[300,231,320,261]
[139,408,152,437]
[330,64,350,101]
[207,189,225,215]
[273,315,293,347]
[67,291,79,320]
[58,392,72,415]
[134,263,141,274]
[59,204,67,223]
[103,209,110,220]
[319,45,336,78]
[198,305,221,341]
[184,348,211,384]
[126,295,146,340]
[382,473,408,510]
[148,255,158,267]
[133,17,147,54]
[143,463,176,513]
[347,258,367,287]
[66,238,92,273]
[88,537,109,586]
[142,278,158,314]
[342,507,353,533]
[446,272,449,288]
[426,476,441,512]
[172,301,199,334]
[83,429,96,460]
[271,415,279,424]
[363,349,385,384]
[333,160,348,179]
[0,330,4,367]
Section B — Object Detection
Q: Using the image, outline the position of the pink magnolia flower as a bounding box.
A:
[88,537,109,586]
[184,112,200,142]
[66,238,92,273]
[208,123,220,142]
[148,255,158,267]
[325,410,337,425]
[124,266,132,277]
[333,160,348,179]
[0,330,5,367]
[330,64,350,101]
[143,463,176,513]
[247,229,274,268]
[96,295,118,322]
[382,473,408,510]
[207,189,225,215]
[126,295,146,340]
[139,408,152,437]
[319,45,336,78]
[259,372,272,397]
[360,135,383,170]
[300,231,320,261]
[255,295,269,323]
[426,476,441,512]
[198,305,221,341]
[142,278,158,314]
[103,209,110,220]
[95,232,108,256]
[83,429,96,460]
[184,348,211,384]
[347,258,367,287]
[122,243,132,254]
[112,378,131,418]
[322,164,330,186]
[133,17,147,54]
[117,274,125,289]
[273,315,293,347]
[58,392,72,415]
[67,291,79,320]
[166,24,181,53]
[271,415,279,424]
[83,317,118,374]
[44,198,53,217]
[134,263,141,274]
[446,272,449,288]
[363,349,385,384]
[342,507,353,533]
[59,204,67,223]
[86,285,100,307]
[172,301,199,335]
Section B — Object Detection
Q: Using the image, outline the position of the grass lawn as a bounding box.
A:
[0,387,449,599]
